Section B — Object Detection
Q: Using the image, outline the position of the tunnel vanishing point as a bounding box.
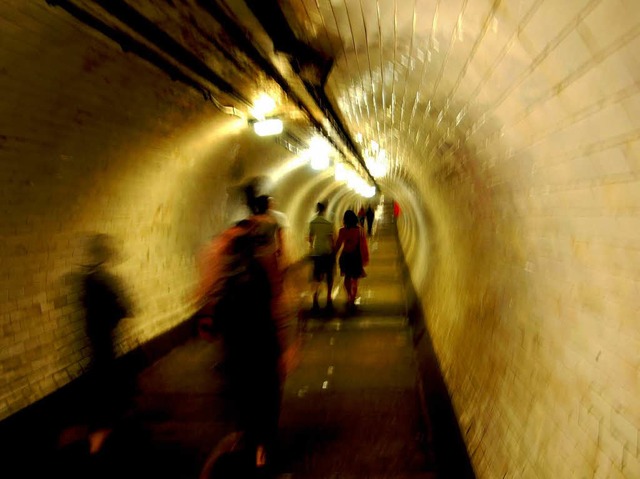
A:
[1,1,639,477]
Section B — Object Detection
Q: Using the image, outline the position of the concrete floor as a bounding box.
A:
[47,210,438,478]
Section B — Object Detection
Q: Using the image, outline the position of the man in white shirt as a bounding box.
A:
[308,202,335,312]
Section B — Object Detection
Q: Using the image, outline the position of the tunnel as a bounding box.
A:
[1,0,639,477]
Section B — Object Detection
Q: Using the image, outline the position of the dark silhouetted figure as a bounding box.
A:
[357,206,366,227]
[196,218,282,472]
[365,205,375,236]
[81,234,132,446]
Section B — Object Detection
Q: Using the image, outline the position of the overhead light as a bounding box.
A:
[368,162,387,178]
[362,185,376,198]
[365,148,388,178]
[307,136,331,171]
[310,154,330,170]
[253,118,283,136]
[309,137,330,154]
[251,94,276,119]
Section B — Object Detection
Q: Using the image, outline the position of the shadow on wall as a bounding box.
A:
[79,233,135,430]
[24,234,141,477]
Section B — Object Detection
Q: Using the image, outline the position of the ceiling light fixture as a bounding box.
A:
[251,94,276,119]
[253,118,283,136]
[307,136,331,171]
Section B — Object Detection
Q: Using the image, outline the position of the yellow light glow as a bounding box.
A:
[253,118,283,136]
[309,136,331,154]
[251,94,276,119]
[306,136,331,171]
[310,154,330,170]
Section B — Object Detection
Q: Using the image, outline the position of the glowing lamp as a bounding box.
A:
[310,154,330,170]
[251,94,276,119]
[253,118,283,136]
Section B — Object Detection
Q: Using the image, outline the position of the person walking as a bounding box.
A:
[334,210,369,313]
[308,201,335,313]
[195,218,282,471]
[357,206,366,228]
[195,184,298,471]
[365,204,375,236]
[393,200,401,223]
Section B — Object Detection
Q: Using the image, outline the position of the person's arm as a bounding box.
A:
[334,228,345,253]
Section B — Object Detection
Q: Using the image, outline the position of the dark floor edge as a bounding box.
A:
[393,226,477,479]
[0,317,194,462]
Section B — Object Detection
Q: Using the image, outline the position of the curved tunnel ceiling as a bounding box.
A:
[2,1,640,476]
[51,0,635,220]
[277,0,636,192]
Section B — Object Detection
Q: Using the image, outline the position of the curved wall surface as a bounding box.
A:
[1,1,639,477]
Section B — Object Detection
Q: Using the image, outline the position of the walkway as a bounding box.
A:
[46,204,438,478]
[280,205,436,478]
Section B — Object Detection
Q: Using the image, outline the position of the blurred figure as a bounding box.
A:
[246,187,300,380]
[308,201,335,313]
[334,210,369,313]
[196,218,282,471]
[81,234,133,452]
[357,206,366,227]
[195,181,300,469]
[267,196,289,265]
[248,193,284,297]
[393,200,401,223]
[365,204,375,237]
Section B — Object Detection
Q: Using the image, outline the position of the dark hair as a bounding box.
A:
[316,202,326,214]
[252,195,269,215]
[343,210,359,228]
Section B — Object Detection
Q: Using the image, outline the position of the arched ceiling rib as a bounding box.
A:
[49,0,640,206]
[279,0,516,186]
[273,0,639,203]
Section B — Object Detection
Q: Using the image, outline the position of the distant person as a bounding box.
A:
[308,201,335,312]
[357,206,366,227]
[393,200,401,223]
[365,205,375,236]
[334,210,369,313]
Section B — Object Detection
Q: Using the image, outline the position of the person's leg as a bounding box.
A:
[311,258,321,311]
[324,255,334,307]
[326,277,334,307]
[350,279,358,304]
[344,277,352,304]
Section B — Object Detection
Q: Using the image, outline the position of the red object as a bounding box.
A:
[393,201,401,217]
